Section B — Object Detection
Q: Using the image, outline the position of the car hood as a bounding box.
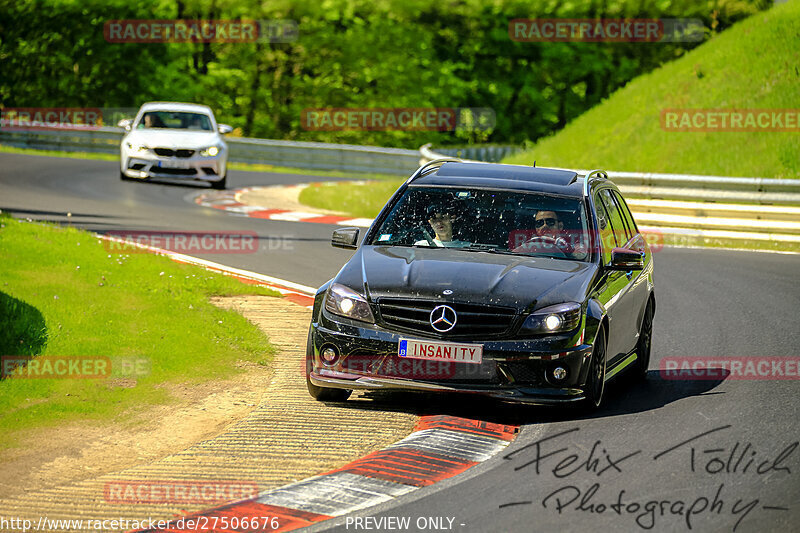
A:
[124,129,222,149]
[337,246,598,313]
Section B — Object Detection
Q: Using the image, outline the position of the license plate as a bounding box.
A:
[398,338,483,364]
[159,159,187,169]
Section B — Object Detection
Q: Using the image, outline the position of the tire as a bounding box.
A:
[583,326,607,410]
[631,302,653,382]
[120,170,131,181]
[211,174,227,190]
[305,329,351,402]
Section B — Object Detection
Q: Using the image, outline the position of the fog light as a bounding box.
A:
[139,171,148,178]
[552,366,568,380]
[321,346,338,365]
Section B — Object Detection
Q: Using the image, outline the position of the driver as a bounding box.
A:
[414,203,469,247]
[515,210,587,258]
[188,114,205,130]
[534,210,564,239]
[141,113,165,128]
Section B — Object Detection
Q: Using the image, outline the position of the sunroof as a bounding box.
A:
[436,162,578,186]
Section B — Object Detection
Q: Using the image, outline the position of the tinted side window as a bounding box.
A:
[612,191,637,240]
[594,195,615,265]
[599,189,629,247]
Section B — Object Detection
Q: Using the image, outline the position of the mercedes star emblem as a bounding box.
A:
[430,304,457,332]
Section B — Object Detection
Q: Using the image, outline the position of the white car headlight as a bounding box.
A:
[521,302,582,334]
[324,283,375,323]
[125,142,150,153]
[200,146,220,157]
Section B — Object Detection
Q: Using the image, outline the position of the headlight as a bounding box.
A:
[324,283,375,323]
[125,142,150,153]
[521,302,582,334]
[200,146,220,157]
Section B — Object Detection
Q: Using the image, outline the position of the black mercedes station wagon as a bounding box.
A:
[306,159,655,408]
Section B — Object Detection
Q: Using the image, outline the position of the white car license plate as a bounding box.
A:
[159,159,188,169]
[398,338,483,364]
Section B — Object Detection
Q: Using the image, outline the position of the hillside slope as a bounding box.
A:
[504,1,800,178]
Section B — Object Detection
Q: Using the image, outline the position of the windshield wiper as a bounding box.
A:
[461,244,517,255]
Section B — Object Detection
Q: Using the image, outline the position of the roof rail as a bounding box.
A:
[407,157,462,184]
[582,169,608,196]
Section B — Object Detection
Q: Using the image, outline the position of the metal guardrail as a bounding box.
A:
[229,137,418,175]
[2,127,798,243]
[0,126,420,175]
[429,144,522,162]
[5,127,795,201]
[420,143,800,205]
[0,126,124,154]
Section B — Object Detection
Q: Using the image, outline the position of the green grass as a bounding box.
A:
[298,179,405,218]
[504,1,800,178]
[0,213,279,450]
[0,143,399,180]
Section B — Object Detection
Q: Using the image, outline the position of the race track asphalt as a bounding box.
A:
[2,152,798,533]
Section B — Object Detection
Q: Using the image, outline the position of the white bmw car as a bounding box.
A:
[118,102,232,189]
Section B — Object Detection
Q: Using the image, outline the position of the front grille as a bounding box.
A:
[377,298,516,337]
[153,148,195,158]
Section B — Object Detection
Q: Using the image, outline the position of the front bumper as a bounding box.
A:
[309,372,586,405]
[121,154,226,182]
[309,313,594,405]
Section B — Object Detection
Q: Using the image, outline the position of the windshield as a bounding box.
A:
[136,111,213,131]
[369,186,591,261]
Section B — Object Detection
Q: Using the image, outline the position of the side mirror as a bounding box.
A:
[608,247,644,270]
[332,227,360,249]
[218,123,233,134]
[117,118,132,131]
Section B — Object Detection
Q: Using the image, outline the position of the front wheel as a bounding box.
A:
[631,302,654,381]
[120,170,131,181]
[305,328,351,402]
[306,374,352,402]
[210,174,227,190]
[582,327,607,410]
